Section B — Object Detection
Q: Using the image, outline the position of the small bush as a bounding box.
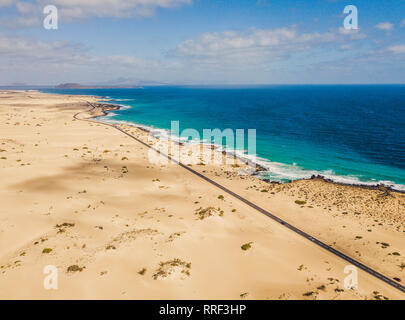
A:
[295,200,307,205]
[67,265,83,273]
[241,242,253,251]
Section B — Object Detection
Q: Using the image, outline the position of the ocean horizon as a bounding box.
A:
[42,85,405,191]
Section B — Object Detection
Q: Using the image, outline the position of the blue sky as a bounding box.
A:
[0,0,405,85]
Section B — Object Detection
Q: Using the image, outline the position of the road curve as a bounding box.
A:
[74,102,405,294]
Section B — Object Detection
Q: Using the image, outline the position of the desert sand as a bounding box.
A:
[0,90,403,300]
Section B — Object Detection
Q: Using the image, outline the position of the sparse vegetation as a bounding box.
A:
[67,265,84,273]
[241,242,253,251]
[380,242,390,248]
[295,200,307,205]
[42,248,52,254]
[152,258,191,280]
[138,268,147,275]
[194,207,219,220]
[55,222,75,228]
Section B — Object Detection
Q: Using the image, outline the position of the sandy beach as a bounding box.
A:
[0,90,403,300]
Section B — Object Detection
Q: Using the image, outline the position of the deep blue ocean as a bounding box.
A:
[42,85,405,191]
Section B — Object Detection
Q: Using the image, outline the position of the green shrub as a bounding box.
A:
[241,242,253,251]
[67,265,83,273]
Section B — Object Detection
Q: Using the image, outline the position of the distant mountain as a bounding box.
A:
[55,83,142,89]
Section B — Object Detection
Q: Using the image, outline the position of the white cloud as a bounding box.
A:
[0,0,14,7]
[0,23,401,85]
[52,0,191,19]
[0,31,182,85]
[338,27,367,40]
[16,1,38,14]
[388,45,405,54]
[375,22,394,31]
[10,0,192,21]
[174,27,366,67]
[0,15,40,28]
[177,28,333,54]
[0,0,192,28]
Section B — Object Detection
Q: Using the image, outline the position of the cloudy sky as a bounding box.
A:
[0,0,405,85]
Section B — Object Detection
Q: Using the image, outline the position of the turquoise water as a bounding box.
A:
[42,86,405,191]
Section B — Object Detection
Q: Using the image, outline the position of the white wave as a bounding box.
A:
[95,115,405,192]
[114,103,131,110]
[103,112,117,117]
[253,158,405,191]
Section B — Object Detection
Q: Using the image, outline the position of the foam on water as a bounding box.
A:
[96,102,405,192]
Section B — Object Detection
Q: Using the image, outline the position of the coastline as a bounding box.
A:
[0,90,404,300]
[92,99,405,195]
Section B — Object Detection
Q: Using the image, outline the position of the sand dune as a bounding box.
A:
[0,90,403,300]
